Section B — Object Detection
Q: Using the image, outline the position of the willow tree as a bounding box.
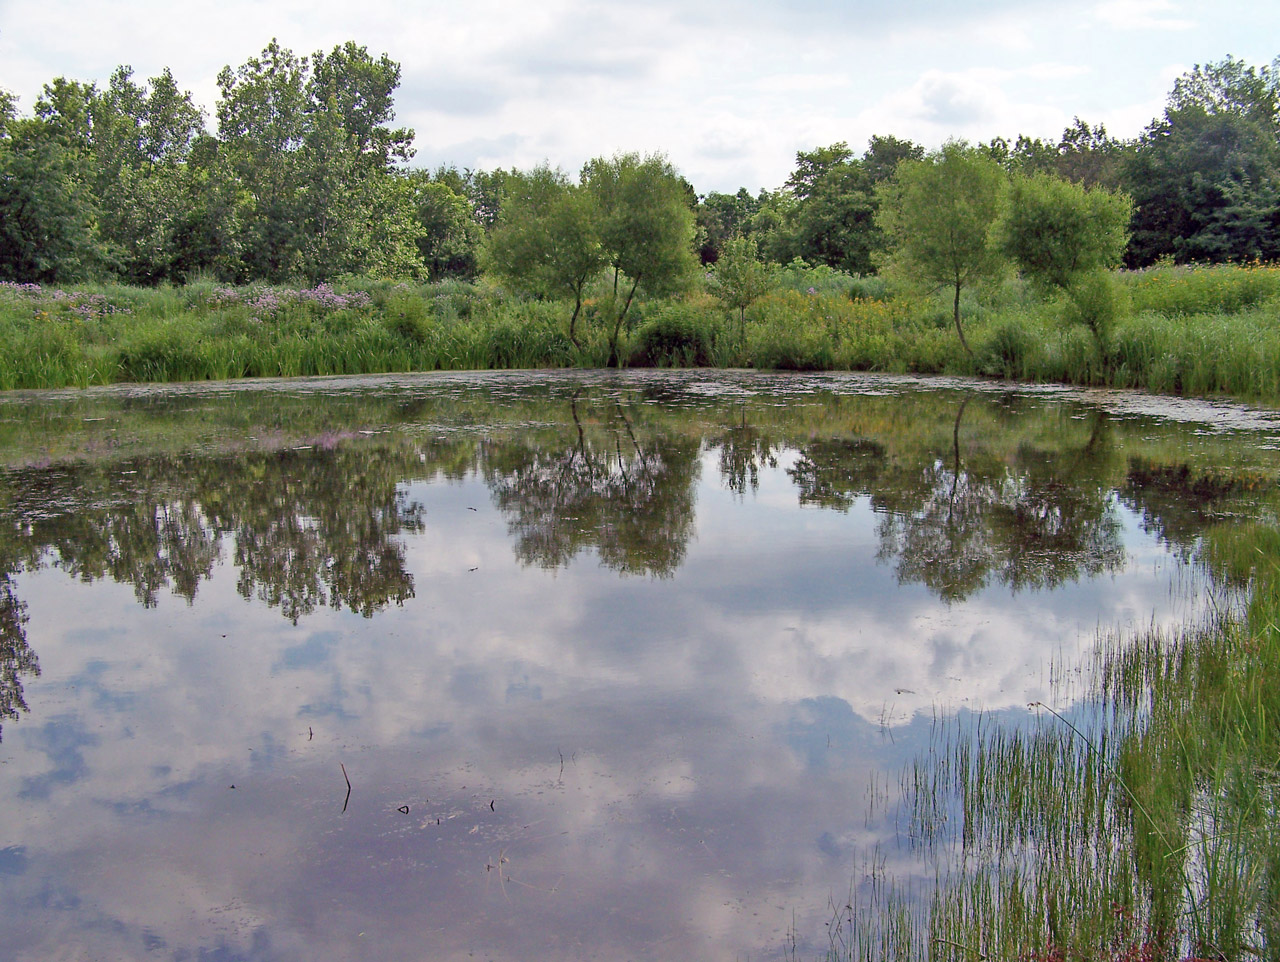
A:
[582,153,699,365]
[875,141,1007,356]
[1000,172,1133,356]
[481,165,605,346]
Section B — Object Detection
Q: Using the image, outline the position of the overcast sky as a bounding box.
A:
[1,0,1277,193]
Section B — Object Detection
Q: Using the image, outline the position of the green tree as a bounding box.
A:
[1001,172,1133,355]
[1126,57,1280,265]
[216,40,309,279]
[469,167,512,230]
[297,42,418,280]
[215,39,419,282]
[0,113,101,282]
[758,137,923,275]
[482,165,606,345]
[696,188,763,264]
[408,171,481,279]
[706,234,774,339]
[87,66,206,283]
[876,141,1007,356]
[582,152,699,365]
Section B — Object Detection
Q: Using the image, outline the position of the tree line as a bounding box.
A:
[1,43,1277,289]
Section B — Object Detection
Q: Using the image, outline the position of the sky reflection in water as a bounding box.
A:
[0,371,1274,961]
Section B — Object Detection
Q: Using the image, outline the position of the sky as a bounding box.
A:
[1,0,1277,194]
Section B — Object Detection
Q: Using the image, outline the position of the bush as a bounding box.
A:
[382,289,434,343]
[979,319,1034,380]
[1064,270,1130,356]
[773,259,872,299]
[629,308,716,367]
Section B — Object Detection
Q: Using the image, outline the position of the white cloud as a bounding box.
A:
[0,0,1271,191]
[1094,0,1196,30]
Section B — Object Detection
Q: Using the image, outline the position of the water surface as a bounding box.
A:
[0,370,1275,961]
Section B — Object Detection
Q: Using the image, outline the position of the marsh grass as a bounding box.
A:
[2,263,1279,400]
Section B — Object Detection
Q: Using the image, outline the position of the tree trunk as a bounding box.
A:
[953,280,972,356]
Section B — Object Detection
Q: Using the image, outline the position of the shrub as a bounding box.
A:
[629,308,716,367]
[979,319,1034,380]
[382,289,434,343]
[1064,270,1130,357]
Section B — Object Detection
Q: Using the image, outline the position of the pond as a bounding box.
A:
[0,370,1276,961]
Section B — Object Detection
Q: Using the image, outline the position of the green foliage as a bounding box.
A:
[408,174,480,280]
[877,141,1008,355]
[1001,173,1133,290]
[4,257,1280,401]
[210,39,419,284]
[1064,269,1130,357]
[1001,172,1134,359]
[979,317,1036,380]
[753,136,924,277]
[0,118,101,282]
[380,286,433,342]
[582,152,700,364]
[1124,261,1280,315]
[1127,56,1280,266]
[696,188,763,264]
[481,164,605,344]
[983,118,1130,189]
[706,234,774,337]
[629,304,718,367]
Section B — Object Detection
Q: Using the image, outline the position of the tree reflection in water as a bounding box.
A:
[0,447,426,625]
[716,404,781,499]
[0,575,36,741]
[485,394,699,576]
[0,376,1273,753]
[788,402,1126,601]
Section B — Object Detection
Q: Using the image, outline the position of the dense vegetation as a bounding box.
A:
[3,262,1279,399]
[1,44,1278,397]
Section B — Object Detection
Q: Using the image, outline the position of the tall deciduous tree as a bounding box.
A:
[88,66,205,282]
[876,141,1007,356]
[1001,172,1133,353]
[0,89,101,282]
[582,152,699,364]
[757,137,923,275]
[408,171,480,280]
[1126,57,1280,265]
[216,40,309,280]
[482,165,606,345]
[696,188,763,264]
[215,39,418,282]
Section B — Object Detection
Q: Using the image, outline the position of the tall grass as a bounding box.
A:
[2,262,1279,401]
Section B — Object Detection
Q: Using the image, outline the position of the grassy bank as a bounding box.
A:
[1,262,1279,401]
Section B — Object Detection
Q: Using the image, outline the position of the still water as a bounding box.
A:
[0,370,1275,961]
